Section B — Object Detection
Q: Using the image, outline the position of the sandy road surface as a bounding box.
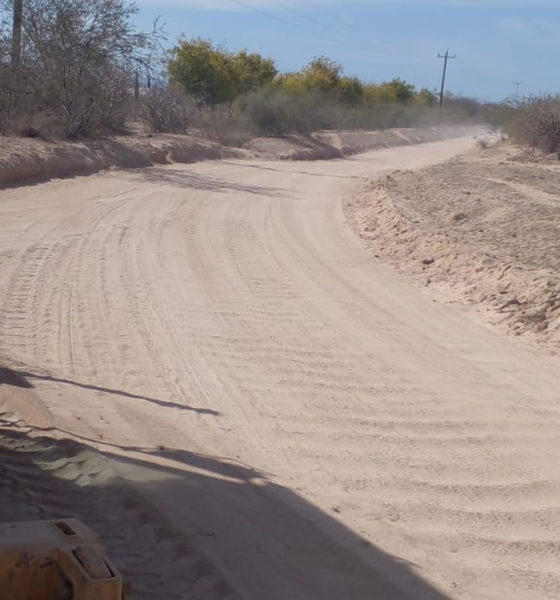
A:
[1,136,560,600]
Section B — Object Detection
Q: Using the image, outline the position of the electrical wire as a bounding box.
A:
[303,0,375,43]
[266,0,346,41]
[228,0,348,45]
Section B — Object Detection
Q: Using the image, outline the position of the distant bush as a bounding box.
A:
[141,86,195,134]
[507,97,560,154]
[236,86,340,136]
[233,85,487,137]
[189,106,254,147]
[474,102,514,133]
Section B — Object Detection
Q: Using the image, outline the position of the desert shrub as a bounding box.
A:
[0,0,160,138]
[141,86,195,134]
[236,86,344,136]
[235,79,491,137]
[478,103,514,131]
[7,109,69,138]
[236,87,303,135]
[507,97,560,153]
[339,103,431,130]
[189,106,254,147]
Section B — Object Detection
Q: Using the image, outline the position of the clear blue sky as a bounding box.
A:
[135,1,560,102]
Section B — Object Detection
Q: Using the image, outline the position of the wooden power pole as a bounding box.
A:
[437,49,456,108]
[12,0,23,67]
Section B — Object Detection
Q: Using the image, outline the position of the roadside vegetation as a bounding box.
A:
[506,96,560,155]
[163,39,492,142]
[0,0,161,138]
[0,0,527,145]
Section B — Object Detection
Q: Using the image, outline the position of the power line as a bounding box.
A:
[265,0,373,48]
[230,0,411,77]
[292,0,387,49]
[228,0,347,45]
[437,48,456,108]
[304,0,359,33]
[267,0,344,39]
[305,0,342,22]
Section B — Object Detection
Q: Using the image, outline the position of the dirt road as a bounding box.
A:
[1,136,560,599]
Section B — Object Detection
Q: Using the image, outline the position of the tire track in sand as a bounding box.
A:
[1,138,560,599]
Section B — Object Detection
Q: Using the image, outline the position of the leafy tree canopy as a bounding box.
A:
[168,38,277,106]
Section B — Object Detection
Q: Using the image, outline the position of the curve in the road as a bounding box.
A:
[1,136,560,600]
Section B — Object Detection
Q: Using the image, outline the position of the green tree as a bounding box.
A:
[338,76,363,105]
[168,38,234,106]
[416,87,438,106]
[275,57,343,93]
[168,38,277,107]
[231,50,277,97]
[381,78,415,103]
[363,79,416,105]
[301,56,342,91]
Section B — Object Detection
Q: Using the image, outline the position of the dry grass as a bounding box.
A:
[508,97,560,155]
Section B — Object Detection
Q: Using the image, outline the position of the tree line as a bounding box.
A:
[167,38,437,109]
[0,0,493,140]
[153,38,449,137]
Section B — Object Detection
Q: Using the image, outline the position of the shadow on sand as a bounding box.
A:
[0,364,219,416]
[139,166,287,198]
[0,368,451,600]
[221,159,370,181]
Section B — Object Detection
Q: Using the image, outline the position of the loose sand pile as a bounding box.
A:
[347,141,560,350]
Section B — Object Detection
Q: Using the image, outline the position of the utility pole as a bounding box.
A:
[11,0,23,67]
[437,49,456,108]
[513,81,522,100]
